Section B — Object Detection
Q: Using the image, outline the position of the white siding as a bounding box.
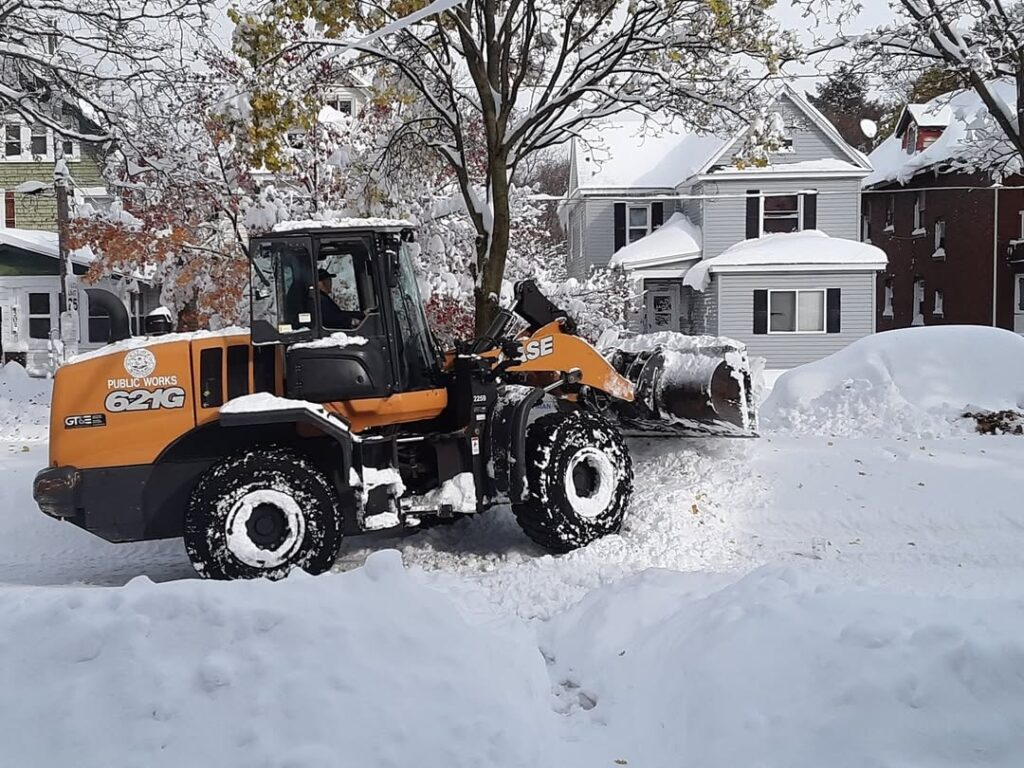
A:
[714,94,854,169]
[582,194,674,273]
[700,177,861,259]
[716,270,876,368]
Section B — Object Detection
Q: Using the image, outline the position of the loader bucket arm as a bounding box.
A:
[503,321,634,401]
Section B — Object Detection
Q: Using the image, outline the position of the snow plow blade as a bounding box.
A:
[604,334,757,437]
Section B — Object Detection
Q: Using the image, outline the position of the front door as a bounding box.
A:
[1015,275,1024,334]
[644,281,683,332]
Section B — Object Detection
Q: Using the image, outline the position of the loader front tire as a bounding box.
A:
[184,446,342,580]
[513,411,633,553]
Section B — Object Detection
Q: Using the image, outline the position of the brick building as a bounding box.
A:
[863,81,1024,334]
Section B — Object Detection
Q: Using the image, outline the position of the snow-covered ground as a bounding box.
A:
[3,326,1024,765]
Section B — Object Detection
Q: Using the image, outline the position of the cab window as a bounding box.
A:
[316,238,377,330]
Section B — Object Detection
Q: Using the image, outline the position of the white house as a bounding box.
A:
[564,85,886,367]
[0,228,159,375]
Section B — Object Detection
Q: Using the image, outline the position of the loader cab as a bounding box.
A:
[249,225,442,403]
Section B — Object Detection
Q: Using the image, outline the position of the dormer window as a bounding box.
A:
[906,123,918,154]
[325,96,353,116]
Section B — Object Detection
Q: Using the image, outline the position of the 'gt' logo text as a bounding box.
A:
[520,336,554,361]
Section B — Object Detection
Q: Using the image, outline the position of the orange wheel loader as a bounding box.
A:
[33,222,756,579]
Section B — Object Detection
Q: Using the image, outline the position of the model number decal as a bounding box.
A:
[521,336,554,361]
[105,387,186,413]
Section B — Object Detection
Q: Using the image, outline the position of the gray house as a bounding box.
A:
[564,85,885,367]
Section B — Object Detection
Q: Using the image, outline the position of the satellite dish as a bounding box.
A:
[860,119,878,140]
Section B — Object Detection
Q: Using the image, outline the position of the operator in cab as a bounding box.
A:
[317,267,350,329]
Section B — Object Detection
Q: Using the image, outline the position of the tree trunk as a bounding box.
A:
[474,157,512,335]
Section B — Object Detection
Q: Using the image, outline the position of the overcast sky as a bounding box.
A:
[205,0,901,92]
[773,0,898,93]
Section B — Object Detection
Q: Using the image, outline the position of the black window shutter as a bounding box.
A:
[651,201,664,230]
[803,192,818,230]
[746,191,760,239]
[753,289,768,334]
[614,203,626,251]
[826,288,841,333]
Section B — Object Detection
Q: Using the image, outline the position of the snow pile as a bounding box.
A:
[684,231,887,292]
[609,212,702,270]
[289,332,368,350]
[220,393,349,431]
[544,565,1024,766]
[763,326,1024,437]
[67,327,250,365]
[0,551,561,767]
[0,362,51,442]
[273,217,415,232]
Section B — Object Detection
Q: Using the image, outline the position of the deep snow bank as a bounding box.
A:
[762,326,1024,436]
[0,362,50,442]
[544,566,1024,768]
[0,551,560,768]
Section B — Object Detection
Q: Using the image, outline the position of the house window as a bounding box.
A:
[628,205,650,243]
[906,124,918,154]
[912,278,925,326]
[28,293,52,339]
[933,289,944,317]
[1019,210,1024,240]
[762,195,801,234]
[862,201,871,242]
[325,97,353,116]
[1018,276,1024,312]
[913,191,925,233]
[30,125,47,156]
[882,279,894,318]
[884,195,894,231]
[4,124,21,158]
[1,121,78,162]
[4,190,14,228]
[769,289,825,333]
[934,218,946,258]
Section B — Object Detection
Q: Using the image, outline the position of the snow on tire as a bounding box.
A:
[184,446,342,580]
[513,410,633,553]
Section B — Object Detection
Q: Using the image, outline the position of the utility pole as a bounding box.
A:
[55,135,69,318]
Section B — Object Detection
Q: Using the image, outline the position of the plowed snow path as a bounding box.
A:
[0,445,193,586]
[338,435,1024,618]
[5,435,1024,611]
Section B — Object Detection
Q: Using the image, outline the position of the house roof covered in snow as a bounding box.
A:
[865,80,1017,187]
[573,118,728,191]
[609,212,703,271]
[0,228,95,266]
[683,231,888,291]
[898,103,954,134]
[571,85,870,194]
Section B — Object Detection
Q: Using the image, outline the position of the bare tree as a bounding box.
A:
[0,0,213,141]
[235,0,797,331]
[814,0,1024,174]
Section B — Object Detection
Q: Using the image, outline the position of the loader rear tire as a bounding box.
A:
[184,446,342,580]
[512,411,633,553]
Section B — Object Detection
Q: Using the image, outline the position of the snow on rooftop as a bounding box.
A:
[865,80,1017,187]
[273,217,415,233]
[905,103,953,129]
[0,228,95,265]
[609,212,702,270]
[710,158,867,175]
[575,117,728,190]
[684,231,887,291]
